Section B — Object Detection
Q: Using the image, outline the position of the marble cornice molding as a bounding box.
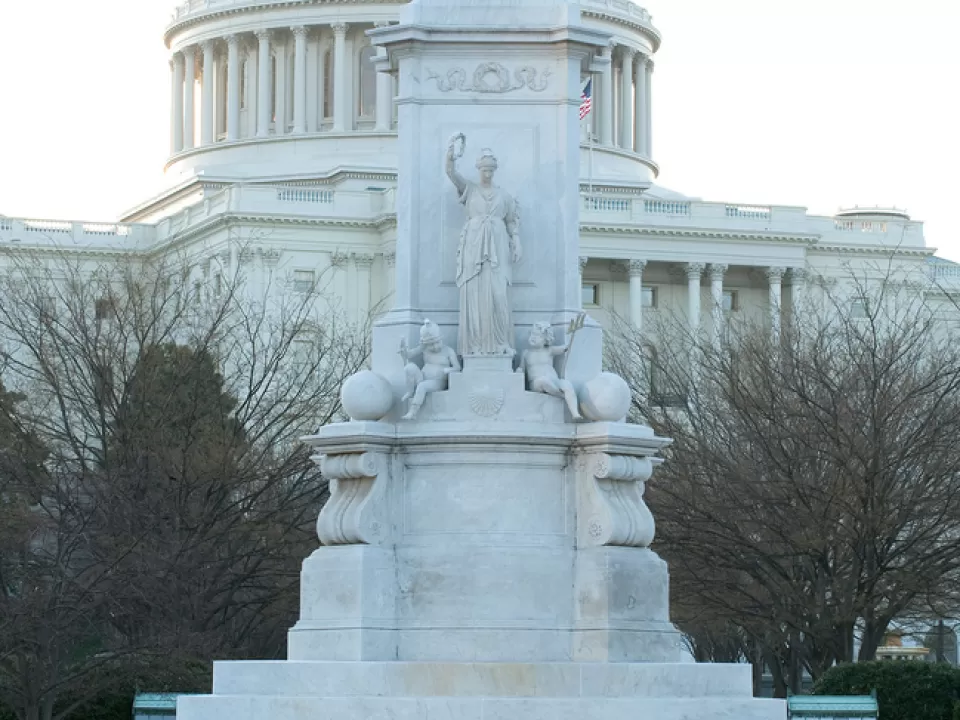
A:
[811,244,934,258]
[579,223,821,245]
[166,0,406,46]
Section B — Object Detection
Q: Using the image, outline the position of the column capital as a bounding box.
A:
[385,252,396,268]
[225,33,240,47]
[621,46,637,59]
[628,259,647,277]
[332,21,349,36]
[579,256,589,274]
[684,262,705,280]
[291,24,308,38]
[708,263,728,281]
[255,29,272,43]
[633,52,649,68]
[645,57,655,72]
[789,266,808,282]
[766,266,786,282]
[355,253,376,268]
[201,38,215,54]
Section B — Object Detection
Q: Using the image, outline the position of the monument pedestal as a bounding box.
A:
[178,1,786,717]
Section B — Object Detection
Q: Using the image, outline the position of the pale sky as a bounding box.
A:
[1,0,958,260]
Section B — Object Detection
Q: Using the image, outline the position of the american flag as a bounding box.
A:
[579,79,593,120]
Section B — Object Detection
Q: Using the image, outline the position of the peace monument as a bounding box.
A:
[178,0,786,717]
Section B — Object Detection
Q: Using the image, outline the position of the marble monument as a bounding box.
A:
[178,1,786,718]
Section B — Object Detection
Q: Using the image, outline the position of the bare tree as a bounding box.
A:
[608,273,960,695]
[0,243,368,720]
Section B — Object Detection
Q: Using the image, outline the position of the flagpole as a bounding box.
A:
[588,122,594,194]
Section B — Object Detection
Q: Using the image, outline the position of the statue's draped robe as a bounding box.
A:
[455,182,519,355]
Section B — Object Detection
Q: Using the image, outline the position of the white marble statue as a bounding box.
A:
[445,135,522,357]
[517,321,582,420]
[400,319,461,420]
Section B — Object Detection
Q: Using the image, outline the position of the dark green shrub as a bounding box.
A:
[813,661,960,720]
[953,700,960,720]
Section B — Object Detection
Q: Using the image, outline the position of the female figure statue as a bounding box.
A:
[445,135,522,356]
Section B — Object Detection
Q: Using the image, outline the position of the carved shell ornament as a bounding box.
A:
[468,386,505,417]
[427,63,551,93]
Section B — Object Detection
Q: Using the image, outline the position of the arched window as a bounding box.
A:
[358,45,377,118]
[322,49,334,119]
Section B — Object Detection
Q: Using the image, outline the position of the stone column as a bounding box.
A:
[275,36,288,135]
[374,21,392,131]
[201,40,215,145]
[292,26,308,134]
[644,57,654,158]
[170,52,185,153]
[332,22,349,132]
[619,47,635,150]
[355,253,375,321]
[183,47,196,149]
[633,54,647,155]
[790,266,807,316]
[685,263,704,336]
[628,260,647,331]
[709,264,727,351]
[256,30,272,137]
[767,266,785,340]
[226,35,241,141]
[306,31,320,132]
[599,43,614,146]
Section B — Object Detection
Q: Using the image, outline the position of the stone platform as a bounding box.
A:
[177,661,785,719]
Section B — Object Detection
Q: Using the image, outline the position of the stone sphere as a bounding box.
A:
[341,370,394,421]
[578,372,632,422]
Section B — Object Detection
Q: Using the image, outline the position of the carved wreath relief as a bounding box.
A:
[427,62,551,93]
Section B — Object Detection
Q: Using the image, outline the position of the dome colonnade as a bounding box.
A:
[589,42,654,157]
[168,16,395,156]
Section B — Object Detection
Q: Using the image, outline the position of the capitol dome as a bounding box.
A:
[156,0,661,217]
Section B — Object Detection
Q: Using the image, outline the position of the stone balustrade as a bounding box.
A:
[0,218,153,249]
[580,194,925,247]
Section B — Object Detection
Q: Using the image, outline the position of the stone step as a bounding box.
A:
[178,694,786,720]
[211,661,754,699]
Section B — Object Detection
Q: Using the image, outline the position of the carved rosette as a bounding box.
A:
[577,452,656,548]
[316,451,390,546]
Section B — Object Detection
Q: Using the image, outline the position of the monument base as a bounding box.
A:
[177,661,785,719]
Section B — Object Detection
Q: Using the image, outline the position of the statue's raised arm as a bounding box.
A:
[445,133,467,196]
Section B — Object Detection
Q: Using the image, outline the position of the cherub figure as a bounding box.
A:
[516,321,582,420]
[400,319,461,420]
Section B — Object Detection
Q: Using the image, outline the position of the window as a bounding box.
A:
[722,289,739,312]
[582,283,600,307]
[851,299,867,319]
[322,49,333,119]
[642,286,658,308]
[293,269,315,293]
[358,45,377,118]
[214,273,223,297]
[271,54,278,122]
[94,297,113,321]
[240,59,247,109]
[217,62,228,137]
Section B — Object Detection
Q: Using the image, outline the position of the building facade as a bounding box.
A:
[1,0,958,341]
